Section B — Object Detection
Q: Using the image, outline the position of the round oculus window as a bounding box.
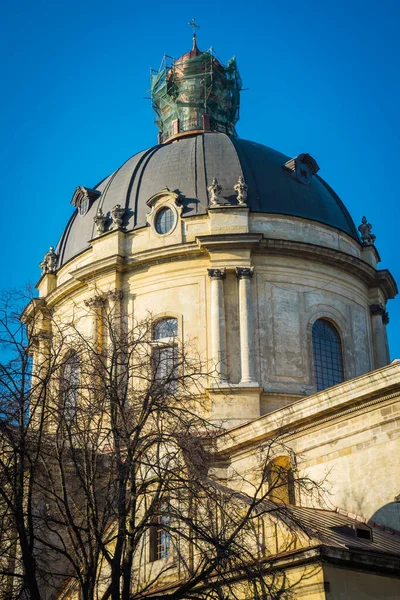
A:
[155,206,175,235]
[295,162,312,185]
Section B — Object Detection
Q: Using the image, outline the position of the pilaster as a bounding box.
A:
[236,267,258,386]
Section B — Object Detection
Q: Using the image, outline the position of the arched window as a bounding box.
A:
[153,318,178,340]
[152,318,178,392]
[267,457,295,505]
[312,319,344,392]
[61,352,80,423]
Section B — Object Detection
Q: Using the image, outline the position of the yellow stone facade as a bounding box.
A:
[28,179,400,598]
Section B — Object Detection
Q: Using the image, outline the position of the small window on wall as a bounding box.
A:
[267,457,295,505]
[312,319,344,392]
[61,351,80,423]
[152,318,178,392]
[149,501,171,561]
[155,207,175,235]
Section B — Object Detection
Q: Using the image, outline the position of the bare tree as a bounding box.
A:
[0,291,323,600]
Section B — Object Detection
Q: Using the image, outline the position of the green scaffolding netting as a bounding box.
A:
[151,49,242,142]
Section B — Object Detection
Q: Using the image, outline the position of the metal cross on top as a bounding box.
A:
[188,17,200,40]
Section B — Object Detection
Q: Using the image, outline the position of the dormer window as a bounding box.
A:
[283,153,320,185]
[332,523,373,542]
[71,186,101,217]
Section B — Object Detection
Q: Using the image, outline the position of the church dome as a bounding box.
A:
[57,132,359,267]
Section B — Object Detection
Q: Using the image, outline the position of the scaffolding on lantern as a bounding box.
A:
[150,48,242,143]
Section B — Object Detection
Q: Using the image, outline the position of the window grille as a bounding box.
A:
[312,319,344,392]
[153,318,178,340]
[150,502,170,561]
[155,207,174,235]
[152,318,178,393]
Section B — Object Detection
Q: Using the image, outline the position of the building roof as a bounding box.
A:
[57,132,359,267]
[218,481,400,559]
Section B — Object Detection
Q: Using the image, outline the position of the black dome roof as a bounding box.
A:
[57,132,359,267]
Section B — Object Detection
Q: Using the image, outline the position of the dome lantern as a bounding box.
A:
[150,32,242,143]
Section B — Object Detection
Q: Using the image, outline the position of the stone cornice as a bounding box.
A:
[21,297,48,323]
[196,233,263,251]
[124,242,204,269]
[216,361,400,456]
[256,238,397,300]
[71,254,125,282]
[39,234,396,306]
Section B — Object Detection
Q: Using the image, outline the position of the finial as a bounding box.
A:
[208,177,223,207]
[94,207,107,235]
[188,17,200,48]
[111,205,126,229]
[358,216,376,245]
[234,175,248,205]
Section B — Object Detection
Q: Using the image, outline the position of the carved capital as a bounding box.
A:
[84,295,105,309]
[236,267,254,280]
[370,303,385,316]
[107,289,124,302]
[370,303,389,325]
[207,268,226,280]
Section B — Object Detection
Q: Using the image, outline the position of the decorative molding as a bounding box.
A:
[290,392,400,442]
[145,188,182,237]
[235,267,254,280]
[146,187,182,208]
[196,234,262,252]
[207,267,226,280]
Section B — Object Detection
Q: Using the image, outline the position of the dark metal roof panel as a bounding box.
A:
[57,132,360,267]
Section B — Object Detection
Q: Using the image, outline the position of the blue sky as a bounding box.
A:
[1,0,399,357]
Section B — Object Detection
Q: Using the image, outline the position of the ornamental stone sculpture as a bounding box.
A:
[358,216,376,245]
[111,204,125,229]
[40,246,58,275]
[207,177,223,206]
[234,175,248,205]
[94,207,107,234]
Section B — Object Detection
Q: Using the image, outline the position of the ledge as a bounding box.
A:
[216,361,400,454]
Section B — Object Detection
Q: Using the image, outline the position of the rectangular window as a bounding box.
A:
[153,345,178,393]
[150,502,170,561]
